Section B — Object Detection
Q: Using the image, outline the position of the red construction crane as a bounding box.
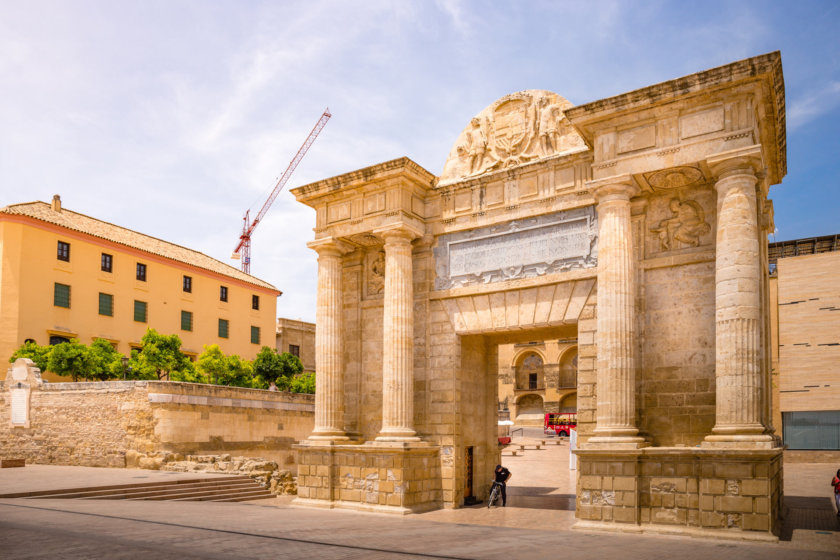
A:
[232,108,331,274]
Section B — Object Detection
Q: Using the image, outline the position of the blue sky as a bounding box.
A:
[1,1,838,323]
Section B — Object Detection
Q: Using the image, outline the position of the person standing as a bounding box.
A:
[832,469,840,517]
[494,464,512,507]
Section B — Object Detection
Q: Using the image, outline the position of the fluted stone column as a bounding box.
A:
[589,178,646,447]
[705,148,774,446]
[309,239,349,441]
[376,227,421,442]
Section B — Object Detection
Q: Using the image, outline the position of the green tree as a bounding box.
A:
[221,354,254,387]
[88,339,122,381]
[252,346,283,389]
[252,348,303,390]
[196,344,228,384]
[9,341,52,372]
[132,328,188,380]
[47,339,93,381]
[288,372,315,394]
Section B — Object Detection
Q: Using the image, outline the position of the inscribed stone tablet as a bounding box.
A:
[11,388,28,425]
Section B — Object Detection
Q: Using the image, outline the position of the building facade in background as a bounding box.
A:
[0,196,281,381]
[769,234,840,451]
[497,340,577,425]
[276,317,315,372]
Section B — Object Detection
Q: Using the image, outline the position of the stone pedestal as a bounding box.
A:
[292,442,441,514]
[574,447,783,540]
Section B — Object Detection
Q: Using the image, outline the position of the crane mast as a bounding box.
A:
[232,108,331,273]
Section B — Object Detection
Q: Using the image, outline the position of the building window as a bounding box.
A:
[289,344,300,357]
[98,293,114,316]
[54,283,71,308]
[136,263,147,281]
[218,319,229,339]
[220,286,228,302]
[250,326,260,344]
[49,335,70,345]
[183,275,192,293]
[57,241,70,262]
[181,310,193,331]
[783,410,840,450]
[252,295,260,310]
[134,300,148,323]
[101,253,113,272]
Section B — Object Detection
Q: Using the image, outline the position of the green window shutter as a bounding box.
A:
[98,293,114,316]
[181,310,193,331]
[134,300,147,323]
[218,319,229,339]
[250,326,260,344]
[54,283,71,308]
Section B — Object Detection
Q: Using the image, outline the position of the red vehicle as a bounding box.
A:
[544,412,577,436]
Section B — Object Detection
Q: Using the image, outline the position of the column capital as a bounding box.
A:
[307,237,353,257]
[706,145,764,181]
[588,175,641,204]
[374,224,423,244]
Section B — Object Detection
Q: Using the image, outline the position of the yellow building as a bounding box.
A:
[0,196,281,381]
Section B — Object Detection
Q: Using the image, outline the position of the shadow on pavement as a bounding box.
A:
[780,495,839,541]
[507,486,575,510]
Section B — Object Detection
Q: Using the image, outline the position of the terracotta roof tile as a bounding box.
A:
[0,201,279,292]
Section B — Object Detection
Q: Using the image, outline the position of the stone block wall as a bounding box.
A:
[1,380,314,470]
[576,448,783,538]
[295,444,441,513]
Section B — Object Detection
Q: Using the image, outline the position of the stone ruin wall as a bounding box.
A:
[0,379,314,472]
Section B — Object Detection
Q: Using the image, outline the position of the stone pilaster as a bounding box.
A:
[588,176,646,447]
[376,227,421,442]
[704,148,775,447]
[308,238,350,441]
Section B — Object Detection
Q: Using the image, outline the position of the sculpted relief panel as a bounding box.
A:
[440,90,587,185]
[434,206,597,289]
[646,189,715,255]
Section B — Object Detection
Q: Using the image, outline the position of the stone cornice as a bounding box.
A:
[566,51,785,184]
[291,157,437,205]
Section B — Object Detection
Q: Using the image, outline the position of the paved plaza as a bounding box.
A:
[1,434,838,559]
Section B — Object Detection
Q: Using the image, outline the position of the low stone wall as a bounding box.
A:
[1,379,314,472]
[575,448,783,540]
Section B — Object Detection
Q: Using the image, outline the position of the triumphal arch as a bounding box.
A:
[292,52,786,539]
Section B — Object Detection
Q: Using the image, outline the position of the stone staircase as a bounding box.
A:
[0,475,273,502]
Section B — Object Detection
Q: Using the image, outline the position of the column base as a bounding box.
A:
[585,436,649,450]
[703,434,781,449]
[375,428,421,443]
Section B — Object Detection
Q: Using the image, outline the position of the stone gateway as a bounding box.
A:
[291,52,785,539]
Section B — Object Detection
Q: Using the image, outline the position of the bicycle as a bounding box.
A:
[487,481,502,508]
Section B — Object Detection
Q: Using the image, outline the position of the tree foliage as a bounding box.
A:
[47,339,93,382]
[288,372,315,394]
[252,347,303,390]
[88,339,123,381]
[9,341,51,372]
[133,329,188,380]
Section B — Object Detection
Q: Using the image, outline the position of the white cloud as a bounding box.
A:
[787,81,840,131]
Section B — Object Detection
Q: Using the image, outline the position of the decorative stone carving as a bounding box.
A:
[367,250,385,296]
[434,206,598,289]
[650,198,711,251]
[644,166,704,191]
[440,90,587,185]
